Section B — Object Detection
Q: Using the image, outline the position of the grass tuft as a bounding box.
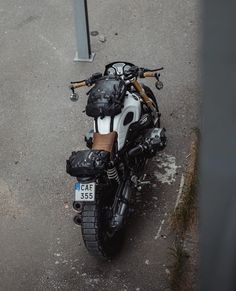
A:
[169,128,199,291]
[169,241,190,291]
[170,128,199,234]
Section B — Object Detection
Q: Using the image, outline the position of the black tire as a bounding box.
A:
[142,84,161,127]
[142,84,159,111]
[81,186,124,260]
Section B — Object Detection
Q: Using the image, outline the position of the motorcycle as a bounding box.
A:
[66,62,167,259]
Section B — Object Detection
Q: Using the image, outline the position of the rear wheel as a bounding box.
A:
[81,186,124,259]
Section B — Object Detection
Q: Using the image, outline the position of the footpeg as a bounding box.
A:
[131,175,151,191]
[138,180,151,185]
[137,180,151,191]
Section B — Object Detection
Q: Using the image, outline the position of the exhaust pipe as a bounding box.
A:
[111,180,132,230]
[73,214,82,226]
[73,201,82,212]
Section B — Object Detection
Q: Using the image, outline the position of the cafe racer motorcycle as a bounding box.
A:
[66,62,167,259]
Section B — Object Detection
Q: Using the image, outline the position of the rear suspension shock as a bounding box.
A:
[107,165,120,183]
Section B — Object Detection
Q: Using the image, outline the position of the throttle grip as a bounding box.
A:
[143,71,156,77]
[70,81,87,89]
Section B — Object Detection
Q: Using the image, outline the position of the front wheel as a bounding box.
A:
[81,186,124,259]
[142,84,161,127]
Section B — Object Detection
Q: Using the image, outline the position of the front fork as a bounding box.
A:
[132,79,160,125]
[132,80,157,111]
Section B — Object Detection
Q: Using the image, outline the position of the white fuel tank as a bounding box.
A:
[94,92,141,150]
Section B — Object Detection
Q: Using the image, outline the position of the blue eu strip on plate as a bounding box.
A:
[75,182,80,190]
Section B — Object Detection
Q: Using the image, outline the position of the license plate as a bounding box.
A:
[75,182,95,201]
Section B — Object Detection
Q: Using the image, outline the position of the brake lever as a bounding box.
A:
[70,80,85,84]
[149,67,164,72]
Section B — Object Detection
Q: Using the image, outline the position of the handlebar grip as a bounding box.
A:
[143,71,156,78]
[70,81,87,89]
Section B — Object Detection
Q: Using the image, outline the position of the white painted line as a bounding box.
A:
[154,219,165,240]
[175,174,185,210]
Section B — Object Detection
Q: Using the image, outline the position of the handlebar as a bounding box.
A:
[69,66,164,91]
[124,66,164,80]
[70,72,103,90]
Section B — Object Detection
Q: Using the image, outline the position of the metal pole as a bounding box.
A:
[73,0,95,62]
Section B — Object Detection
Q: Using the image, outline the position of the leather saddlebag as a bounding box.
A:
[66,150,110,177]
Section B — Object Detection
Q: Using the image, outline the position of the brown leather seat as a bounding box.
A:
[92,132,117,153]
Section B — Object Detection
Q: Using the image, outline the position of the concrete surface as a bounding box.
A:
[0,0,200,290]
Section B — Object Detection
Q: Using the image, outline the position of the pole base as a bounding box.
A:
[74,52,95,62]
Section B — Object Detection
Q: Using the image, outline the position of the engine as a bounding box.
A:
[128,127,167,157]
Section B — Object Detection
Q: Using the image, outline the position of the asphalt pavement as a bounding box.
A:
[0,0,200,290]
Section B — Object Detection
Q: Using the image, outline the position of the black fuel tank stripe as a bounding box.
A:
[110,116,114,132]
[95,118,99,133]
